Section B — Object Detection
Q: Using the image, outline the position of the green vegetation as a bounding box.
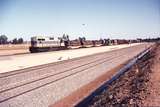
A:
[0,35,24,44]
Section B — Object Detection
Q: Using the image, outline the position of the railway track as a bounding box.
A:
[0,44,151,107]
[0,44,145,78]
[0,45,144,90]
[0,47,124,78]
[0,51,127,102]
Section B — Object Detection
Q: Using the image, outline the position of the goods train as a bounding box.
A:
[29,36,139,53]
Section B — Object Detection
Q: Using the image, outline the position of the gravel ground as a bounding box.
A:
[86,43,157,107]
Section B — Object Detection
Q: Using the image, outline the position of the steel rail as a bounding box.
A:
[0,44,142,78]
[0,53,126,103]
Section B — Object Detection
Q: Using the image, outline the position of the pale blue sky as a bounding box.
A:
[0,0,160,40]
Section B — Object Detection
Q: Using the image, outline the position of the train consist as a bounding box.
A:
[29,35,140,53]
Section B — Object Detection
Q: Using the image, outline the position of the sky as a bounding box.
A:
[0,0,160,40]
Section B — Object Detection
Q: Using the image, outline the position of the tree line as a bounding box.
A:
[0,35,24,44]
[0,34,159,45]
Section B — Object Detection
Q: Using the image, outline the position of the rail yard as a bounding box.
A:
[0,42,155,107]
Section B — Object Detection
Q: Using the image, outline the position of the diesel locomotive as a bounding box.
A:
[29,35,69,53]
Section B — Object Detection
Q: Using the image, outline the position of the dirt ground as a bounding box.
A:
[86,43,160,107]
[143,43,160,106]
[0,44,29,50]
[0,49,29,56]
[0,44,29,56]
